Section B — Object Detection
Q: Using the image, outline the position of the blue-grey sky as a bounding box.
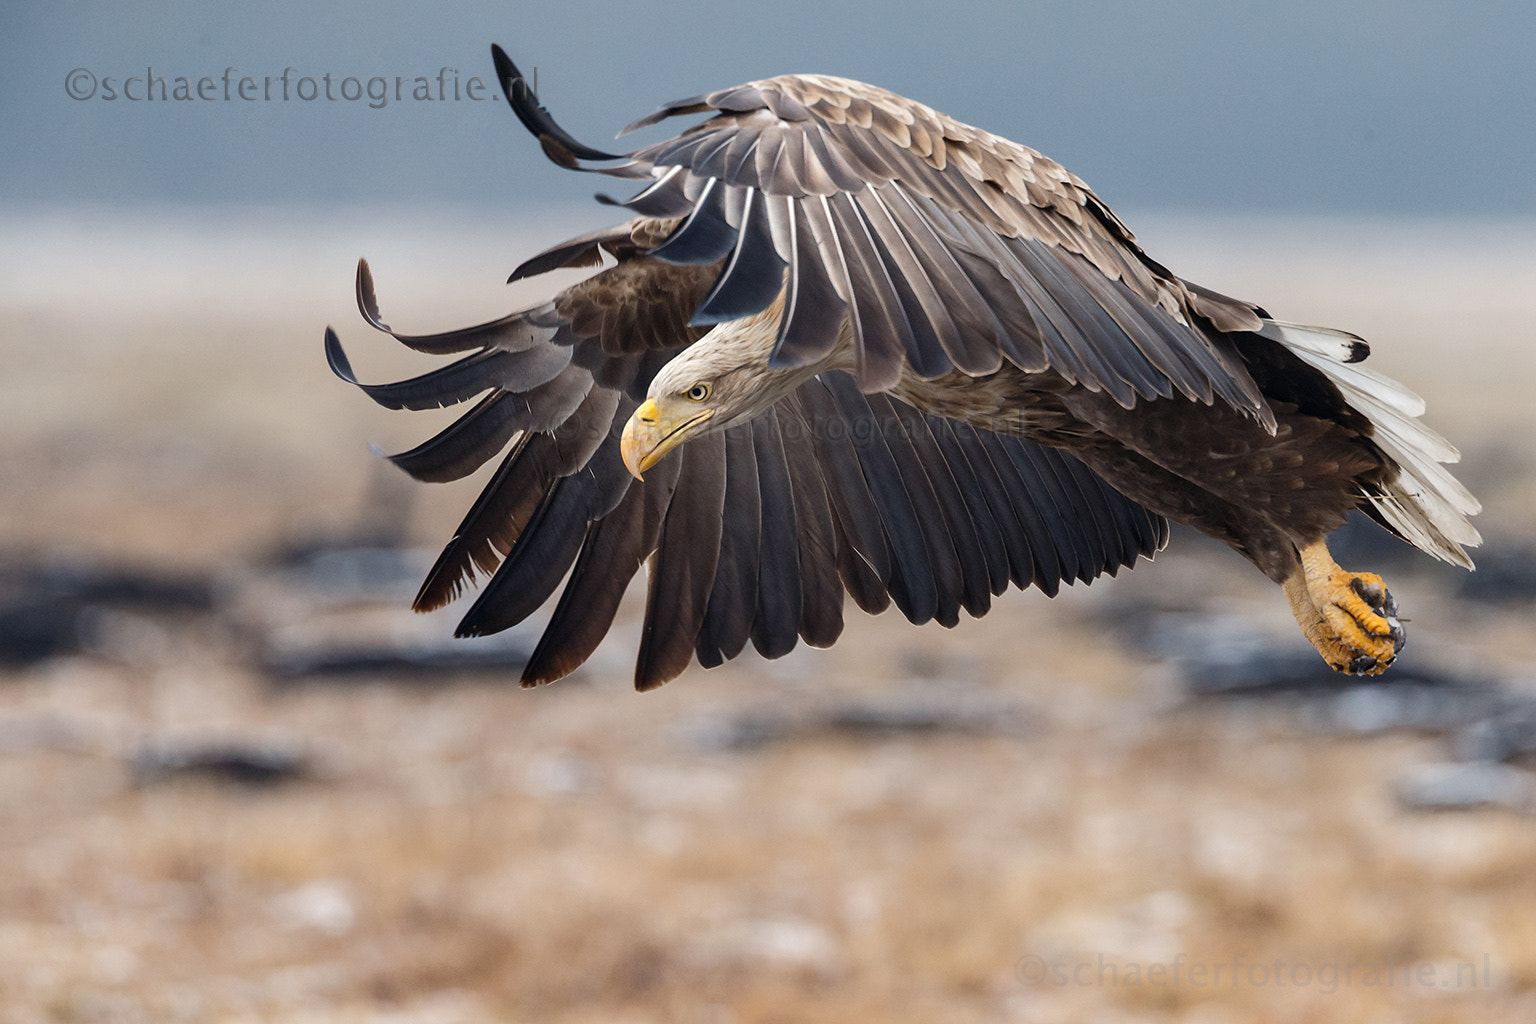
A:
[5,0,1533,214]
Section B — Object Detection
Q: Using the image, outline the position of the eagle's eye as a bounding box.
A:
[685,383,711,402]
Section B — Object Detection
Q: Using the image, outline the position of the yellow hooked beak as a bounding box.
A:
[620,399,715,480]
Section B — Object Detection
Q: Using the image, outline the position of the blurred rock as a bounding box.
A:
[237,538,533,683]
[8,558,216,612]
[688,692,1035,751]
[1183,643,1361,696]
[0,557,215,668]
[1454,700,1536,763]
[260,634,529,681]
[262,544,435,606]
[1182,647,1499,737]
[132,742,310,787]
[0,598,81,666]
[0,716,92,754]
[1102,602,1298,678]
[1396,762,1533,813]
[1304,683,1501,735]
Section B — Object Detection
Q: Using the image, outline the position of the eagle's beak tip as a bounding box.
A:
[620,405,654,480]
[620,439,646,481]
[619,399,712,481]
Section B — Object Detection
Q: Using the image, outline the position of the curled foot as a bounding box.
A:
[1284,543,1407,675]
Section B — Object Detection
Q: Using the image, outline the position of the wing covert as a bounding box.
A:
[492,51,1275,427]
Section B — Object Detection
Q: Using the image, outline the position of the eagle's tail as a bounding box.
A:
[1258,321,1481,568]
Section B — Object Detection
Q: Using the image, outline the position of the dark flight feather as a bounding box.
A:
[522,455,684,686]
[384,391,524,483]
[822,374,939,624]
[636,431,728,690]
[947,423,1038,593]
[619,95,713,135]
[885,399,994,619]
[993,436,1081,591]
[355,259,556,356]
[777,394,846,648]
[327,338,562,412]
[748,409,804,659]
[691,189,788,325]
[926,416,1012,597]
[649,178,739,265]
[862,393,966,628]
[800,377,893,586]
[799,380,893,615]
[770,199,848,368]
[508,224,631,283]
[826,192,915,390]
[490,44,627,164]
[456,459,618,638]
[853,189,957,379]
[696,423,763,668]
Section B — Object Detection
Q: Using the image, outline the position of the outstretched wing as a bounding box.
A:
[327,241,1168,690]
[492,45,1275,429]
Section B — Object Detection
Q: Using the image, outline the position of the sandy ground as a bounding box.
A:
[2,205,1535,1023]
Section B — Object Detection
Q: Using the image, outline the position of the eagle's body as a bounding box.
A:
[326,47,1480,689]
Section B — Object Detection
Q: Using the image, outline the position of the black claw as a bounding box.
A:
[1353,577,1385,606]
[1377,585,1407,656]
[1348,654,1380,674]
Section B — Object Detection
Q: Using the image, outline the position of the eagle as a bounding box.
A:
[324,45,1480,691]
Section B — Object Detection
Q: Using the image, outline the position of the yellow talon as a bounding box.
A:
[1283,542,1406,675]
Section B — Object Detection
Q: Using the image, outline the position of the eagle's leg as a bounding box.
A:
[1282,540,1405,675]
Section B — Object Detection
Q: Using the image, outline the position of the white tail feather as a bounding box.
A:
[1257,321,1481,568]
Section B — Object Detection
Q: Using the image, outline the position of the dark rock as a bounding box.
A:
[689,693,1035,751]
[1453,700,1536,763]
[0,600,83,666]
[132,743,309,787]
[261,636,530,681]
[1183,643,1359,696]
[0,558,216,668]
[1303,683,1502,735]
[265,545,434,604]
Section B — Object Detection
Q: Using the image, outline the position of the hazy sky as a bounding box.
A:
[5,0,1534,214]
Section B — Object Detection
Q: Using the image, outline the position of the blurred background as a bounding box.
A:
[3,2,1536,1022]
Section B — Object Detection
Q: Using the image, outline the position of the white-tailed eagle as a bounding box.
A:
[325,45,1480,689]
